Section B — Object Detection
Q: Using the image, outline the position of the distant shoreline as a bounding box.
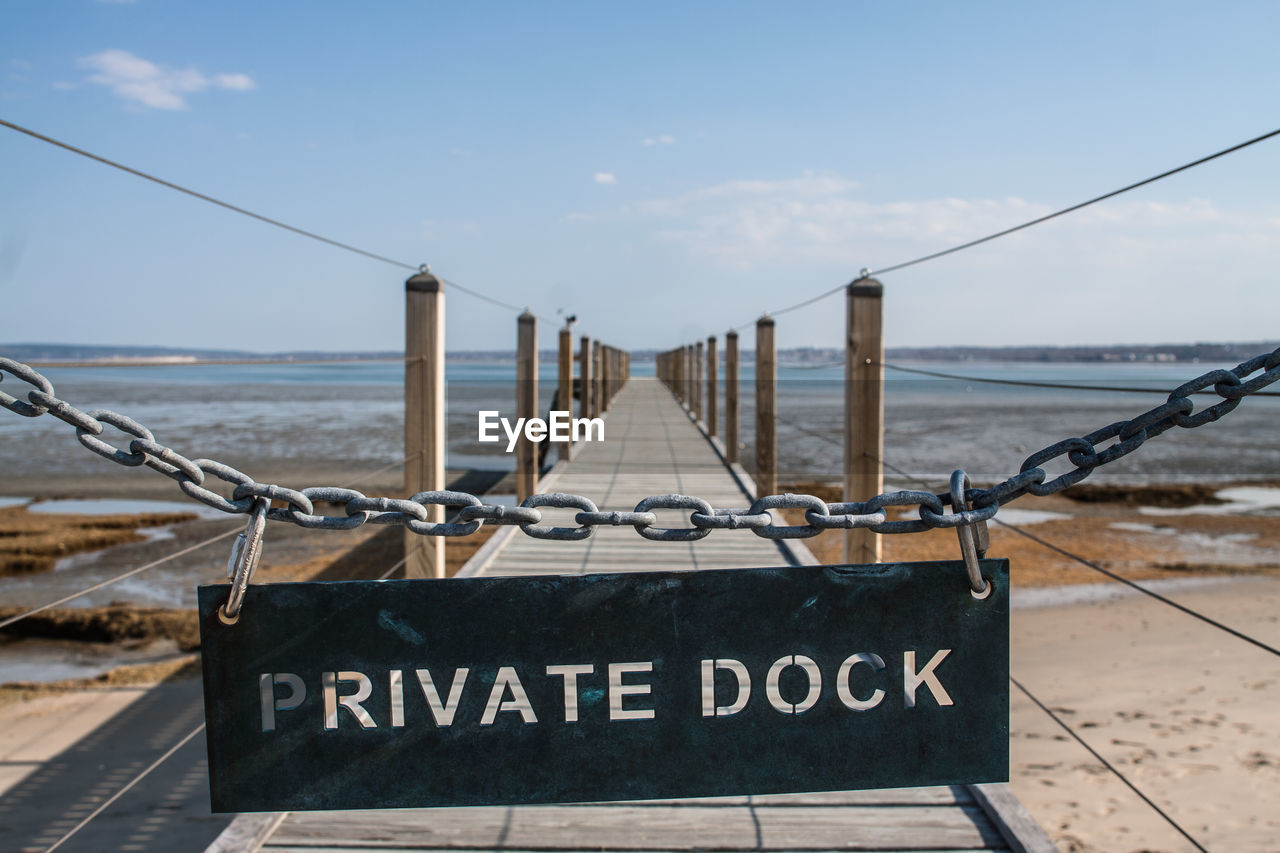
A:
[23,357,405,369]
[14,338,1279,369]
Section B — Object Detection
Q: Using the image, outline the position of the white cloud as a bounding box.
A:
[633,174,861,217]
[212,72,254,91]
[10,59,32,70]
[51,81,77,91]
[594,172,617,185]
[628,173,1280,272]
[78,49,255,110]
[643,134,676,146]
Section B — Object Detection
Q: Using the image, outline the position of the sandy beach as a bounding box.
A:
[1,463,1278,851]
[1009,575,1280,851]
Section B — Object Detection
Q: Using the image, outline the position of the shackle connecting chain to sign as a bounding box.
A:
[3,347,1279,596]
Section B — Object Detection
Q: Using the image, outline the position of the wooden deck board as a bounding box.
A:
[242,378,1044,853]
[266,801,1004,851]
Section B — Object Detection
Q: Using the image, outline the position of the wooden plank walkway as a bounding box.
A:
[224,377,1053,853]
[474,376,798,577]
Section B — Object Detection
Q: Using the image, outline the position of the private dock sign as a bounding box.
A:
[198,560,1009,812]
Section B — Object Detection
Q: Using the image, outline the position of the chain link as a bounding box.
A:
[3,349,1278,542]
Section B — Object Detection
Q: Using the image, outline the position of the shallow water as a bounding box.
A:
[993,508,1072,526]
[1140,486,1280,516]
[26,498,225,517]
[2,359,1276,487]
[1011,575,1238,610]
[0,637,184,684]
[1,360,1277,625]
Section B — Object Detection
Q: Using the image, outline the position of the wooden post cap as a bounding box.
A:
[406,271,442,293]
[848,278,883,298]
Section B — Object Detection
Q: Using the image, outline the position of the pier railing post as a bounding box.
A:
[755,315,777,498]
[725,330,739,464]
[516,310,538,503]
[686,344,694,412]
[404,270,445,579]
[601,345,612,412]
[592,340,602,418]
[558,325,572,463]
[706,335,717,438]
[580,335,592,423]
[603,346,610,409]
[694,341,704,424]
[675,347,682,405]
[679,346,688,405]
[844,278,884,564]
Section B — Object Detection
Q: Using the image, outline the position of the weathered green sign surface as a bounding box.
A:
[199,560,1008,813]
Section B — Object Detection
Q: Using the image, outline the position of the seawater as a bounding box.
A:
[1,359,1276,485]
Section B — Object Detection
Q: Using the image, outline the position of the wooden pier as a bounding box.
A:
[212,377,1053,853]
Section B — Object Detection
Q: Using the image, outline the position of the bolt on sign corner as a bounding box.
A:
[198,560,1009,813]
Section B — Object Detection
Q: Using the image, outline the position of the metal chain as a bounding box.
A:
[3,349,1278,542]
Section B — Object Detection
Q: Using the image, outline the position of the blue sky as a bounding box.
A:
[2,1,1278,353]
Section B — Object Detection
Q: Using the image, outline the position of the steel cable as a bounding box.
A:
[881,361,1280,397]
[42,723,206,853]
[0,527,240,631]
[868,126,1280,278]
[730,125,1280,329]
[0,117,550,321]
[1010,677,1208,853]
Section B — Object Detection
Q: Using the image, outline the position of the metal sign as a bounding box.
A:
[199,560,1008,813]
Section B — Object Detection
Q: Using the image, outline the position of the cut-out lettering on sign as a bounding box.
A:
[198,560,1009,812]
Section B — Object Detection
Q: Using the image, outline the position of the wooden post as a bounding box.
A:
[677,349,683,402]
[686,345,694,412]
[725,330,739,464]
[592,340,602,417]
[755,315,776,498]
[558,325,572,463]
[844,279,884,564]
[579,335,592,422]
[404,270,445,579]
[516,310,537,503]
[603,345,613,411]
[694,341,704,423]
[706,335,717,438]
